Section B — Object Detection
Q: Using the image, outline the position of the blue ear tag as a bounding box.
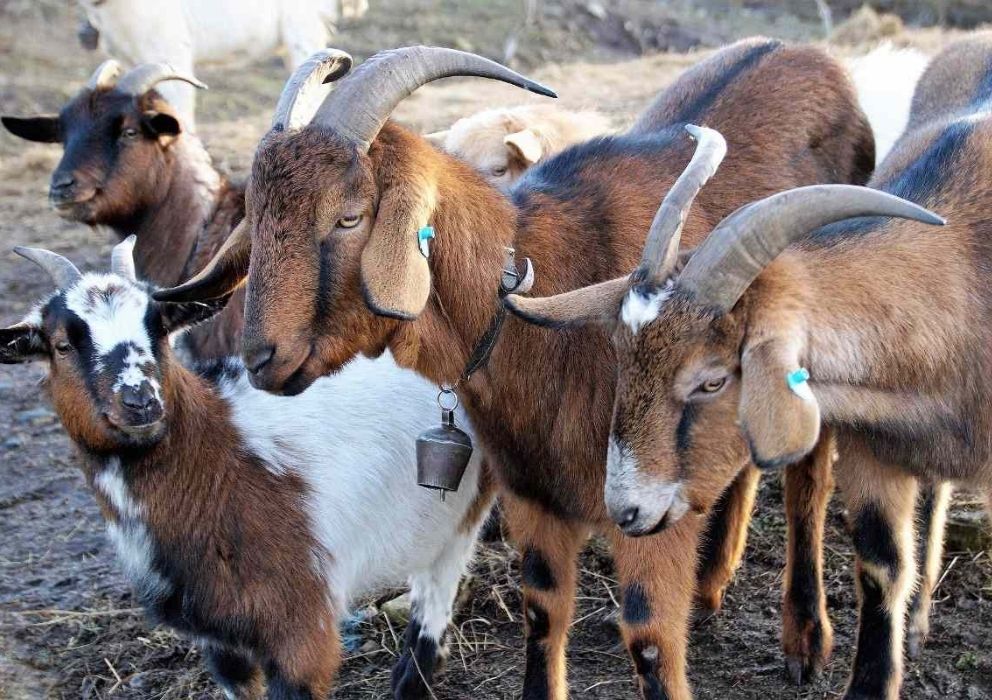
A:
[786,367,814,402]
[418,226,435,258]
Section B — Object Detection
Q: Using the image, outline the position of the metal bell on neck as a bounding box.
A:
[416,387,473,500]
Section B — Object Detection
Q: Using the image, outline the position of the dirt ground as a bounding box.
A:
[1,1,991,698]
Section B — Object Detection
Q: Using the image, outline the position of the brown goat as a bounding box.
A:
[157,41,875,698]
[504,33,992,699]
[2,61,245,359]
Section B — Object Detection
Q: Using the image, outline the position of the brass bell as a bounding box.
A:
[417,405,473,500]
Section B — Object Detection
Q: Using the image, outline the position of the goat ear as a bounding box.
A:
[141,111,182,142]
[0,322,47,364]
[158,296,231,335]
[424,130,449,147]
[153,220,251,303]
[504,128,543,165]
[739,339,820,471]
[360,180,436,320]
[505,276,628,329]
[1,115,61,143]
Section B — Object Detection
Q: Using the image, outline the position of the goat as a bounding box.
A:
[502,32,992,700]
[0,237,492,699]
[76,0,370,127]
[427,104,613,191]
[155,41,876,698]
[2,61,245,360]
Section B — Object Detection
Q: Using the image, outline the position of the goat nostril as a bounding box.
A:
[244,345,276,375]
[617,506,640,528]
[51,174,75,191]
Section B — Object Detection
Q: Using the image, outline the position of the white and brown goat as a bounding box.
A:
[506,33,992,700]
[157,41,879,697]
[2,61,245,359]
[427,104,613,191]
[0,239,493,699]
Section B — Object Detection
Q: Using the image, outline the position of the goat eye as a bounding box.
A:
[491,166,507,177]
[697,377,726,394]
[120,127,139,140]
[337,215,362,229]
[54,340,72,355]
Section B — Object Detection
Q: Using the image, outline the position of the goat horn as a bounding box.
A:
[110,235,138,282]
[13,246,83,288]
[86,59,122,91]
[312,46,557,151]
[272,49,353,131]
[678,185,946,313]
[116,63,207,97]
[635,124,726,285]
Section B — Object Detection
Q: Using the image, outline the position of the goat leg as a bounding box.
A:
[906,481,951,659]
[695,464,760,617]
[782,431,835,685]
[503,495,589,700]
[836,435,917,700]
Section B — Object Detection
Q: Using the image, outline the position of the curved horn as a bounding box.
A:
[272,49,353,131]
[312,46,557,151]
[110,235,138,282]
[678,185,946,313]
[13,246,83,288]
[86,59,122,91]
[635,124,726,285]
[115,63,207,97]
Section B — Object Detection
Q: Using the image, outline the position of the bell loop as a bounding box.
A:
[437,386,459,412]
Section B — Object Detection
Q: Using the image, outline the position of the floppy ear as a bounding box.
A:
[504,128,543,165]
[424,130,449,147]
[141,111,182,143]
[360,179,437,320]
[158,296,231,335]
[504,276,628,329]
[739,339,820,471]
[2,115,61,143]
[153,220,251,302]
[0,322,47,364]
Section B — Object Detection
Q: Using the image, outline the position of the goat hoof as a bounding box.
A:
[390,642,445,700]
[785,654,823,686]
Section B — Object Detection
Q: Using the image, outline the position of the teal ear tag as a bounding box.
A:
[418,226,435,258]
[786,367,814,401]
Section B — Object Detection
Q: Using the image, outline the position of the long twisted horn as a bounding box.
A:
[272,49,353,131]
[634,124,726,286]
[678,185,946,313]
[115,63,207,97]
[110,235,138,282]
[13,246,83,288]
[86,59,122,91]
[312,46,556,151]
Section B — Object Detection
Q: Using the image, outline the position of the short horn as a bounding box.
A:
[272,49,353,131]
[634,124,726,285]
[116,63,207,97]
[14,246,83,288]
[312,46,557,151]
[86,59,122,91]
[111,235,138,282]
[679,185,946,313]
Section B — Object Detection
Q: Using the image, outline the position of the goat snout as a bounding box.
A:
[112,383,164,433]
[242,339,313,396]
[49,173,77,201]
[606,481,690,538]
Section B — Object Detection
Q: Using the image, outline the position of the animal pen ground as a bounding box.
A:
[0,1,990,698]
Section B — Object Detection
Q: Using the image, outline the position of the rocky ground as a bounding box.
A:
[0,1,990,698]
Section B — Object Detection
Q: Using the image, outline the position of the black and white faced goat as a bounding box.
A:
[0,238,493,699]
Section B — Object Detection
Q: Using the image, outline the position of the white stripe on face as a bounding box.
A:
[64,274,160,396]
[620,282,672,334]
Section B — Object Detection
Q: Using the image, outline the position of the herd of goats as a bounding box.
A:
[1,20,991,700]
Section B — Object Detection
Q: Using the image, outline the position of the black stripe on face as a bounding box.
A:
[622,582,651,625]
[669,40,782,125]
[46,294,99,385]
[522,549,556,591]
[675,402,698,479]
[522,603,551,700]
